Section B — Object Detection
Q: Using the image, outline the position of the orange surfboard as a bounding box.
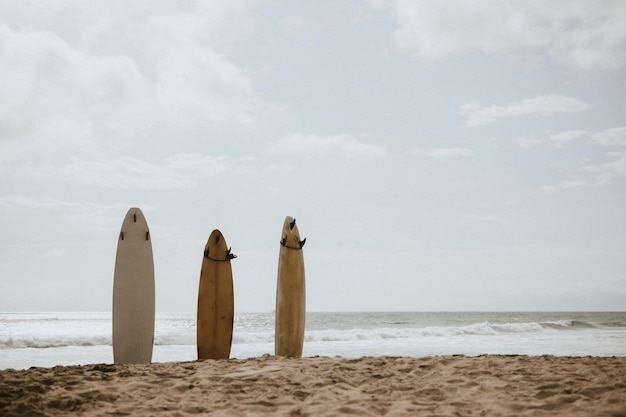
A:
[197,229,235,359]
[275,216,306,357]
[112,208,155,364]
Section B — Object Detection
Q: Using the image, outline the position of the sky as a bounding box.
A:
[1,1,625,312]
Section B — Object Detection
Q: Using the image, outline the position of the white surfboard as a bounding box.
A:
[112,208,155,364]
[275,216,306,357]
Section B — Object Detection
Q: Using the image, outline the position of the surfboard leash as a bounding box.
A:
[280,237,306,250]
[204,246,237,262]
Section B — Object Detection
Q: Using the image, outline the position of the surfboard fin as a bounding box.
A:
[146,231,150,241]
[289,218,296,230]
[120,231,124,241]
[226,247,237,260]
[299,238,306,248]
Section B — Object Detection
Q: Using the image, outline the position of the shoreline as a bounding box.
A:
[2,354,625,416]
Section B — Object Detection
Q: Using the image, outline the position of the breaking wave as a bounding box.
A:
[0,318,617,349]
[1,335,112,349]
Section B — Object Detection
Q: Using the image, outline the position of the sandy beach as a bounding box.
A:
[1,355,625,416]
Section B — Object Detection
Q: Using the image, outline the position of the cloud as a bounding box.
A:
[583,157,626,185]
[549,130,588,145]
[58,154,254,189]
[0,4,258,155]
[0,23,149,145]
[541,180,588,193]
[0,100,25,141]
[0,195,129,234]
[465,214,508,224]
[591,127,626,147]
[147,15,257,127]
[0,194,76,210]
[517,136,542,148]
[543,156,626,193]
[411,147,473,158]
[278,15,315,35]
[540,127,626,191]
[265,133,386,159]
[389,0,626,72]
[459,95,591,127]
[516,127,626,149]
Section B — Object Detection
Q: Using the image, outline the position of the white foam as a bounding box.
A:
[2,312,625,369]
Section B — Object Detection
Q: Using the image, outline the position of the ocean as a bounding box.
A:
[1,311,625,370]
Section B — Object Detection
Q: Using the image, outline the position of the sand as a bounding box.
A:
[1,355,625,416]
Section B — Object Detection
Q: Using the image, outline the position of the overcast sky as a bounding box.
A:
[1,1,625,312]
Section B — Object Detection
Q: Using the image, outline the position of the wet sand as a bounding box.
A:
[1,354,625,416]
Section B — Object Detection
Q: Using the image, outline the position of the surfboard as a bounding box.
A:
[112,207,155,364]
[275,216,306,357]
[197,229,236,360]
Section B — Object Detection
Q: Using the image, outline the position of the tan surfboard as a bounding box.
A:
[112,208,155,364]
[197,229,236,360]
[275,216,306,357]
